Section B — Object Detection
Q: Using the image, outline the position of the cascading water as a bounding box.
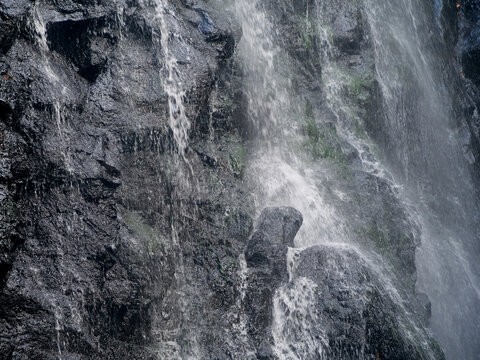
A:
[154,0,191,155]
[233,0,480,358]
[233,1,377,358]
[364,1,480,358]
[234,0,349,249]
[148,1,199,358]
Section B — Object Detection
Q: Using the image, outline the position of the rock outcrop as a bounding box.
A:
[243,207,303,358]
[274,245,445,360]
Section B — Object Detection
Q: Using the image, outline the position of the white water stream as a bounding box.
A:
[33,4,72,173]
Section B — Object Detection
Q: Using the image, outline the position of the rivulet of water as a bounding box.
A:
[33,3,73,173]
[31,5,74,358]
[153,0,191,155]
[148,1,201,357]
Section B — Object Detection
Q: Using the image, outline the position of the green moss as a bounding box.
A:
[298,16,316,50]
[347,72,374,102]
[327,65,374,104]
[219,257,238,276]
[124,212,164,251]
[229,144,245,179]
[301,100,346,163]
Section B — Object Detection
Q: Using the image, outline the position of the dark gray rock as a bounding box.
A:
[325,0,365,55]
[0,0,461,359]
[245,207,302,272]
[456,0,480,172]
[0,0,253,358]
[244,207,302,359]
[459,0,480,89]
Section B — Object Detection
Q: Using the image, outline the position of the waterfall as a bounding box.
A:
[364,0,480,358]
[234,0,349,248]
[153,0,191,155]
[233,0,480,358]
[233,1,344,356]
[148,1,200,358]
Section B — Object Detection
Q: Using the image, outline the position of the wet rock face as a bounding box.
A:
[277,245,445,360]
[46,17,117,82]
[0,0,453,359]
[456,0,480,172]
[0,0,253,359]
[459,0,480,89]
[439,0,480,171]
[320,0,366,55]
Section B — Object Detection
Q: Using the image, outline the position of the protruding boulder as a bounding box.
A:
[244,207,303,359]
[245,206,302,274]
[256,207,303,245]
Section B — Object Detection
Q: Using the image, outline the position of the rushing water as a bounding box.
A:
[233,0,480,359]
[234,0,349,248]
[364,1,480,358]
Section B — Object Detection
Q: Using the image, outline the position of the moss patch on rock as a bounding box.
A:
[124,211,166,252]
[229,143,245,179]
[301,100,346,163]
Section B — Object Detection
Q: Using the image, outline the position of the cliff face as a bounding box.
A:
[458,0,480,174]
[0,0,477,359]
[0,1,255,358]
[437,0,480,174]
[458,0,480,89]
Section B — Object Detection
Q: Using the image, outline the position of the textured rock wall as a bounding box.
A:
[1,0,475,359]
[440,0,480,174]
[0,0,254,358]
[458,0,480,174]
